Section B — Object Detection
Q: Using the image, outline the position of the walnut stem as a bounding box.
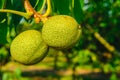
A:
[24,0,48,23]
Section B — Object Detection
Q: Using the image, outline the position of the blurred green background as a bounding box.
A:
[0,0,120,80]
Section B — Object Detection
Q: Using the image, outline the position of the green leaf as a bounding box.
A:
[78,49,91,64]
[103,64,115,73]
[73,0,83,23]
[14,68,22,78]
[0,0,6,9]
[11,0,23,10]
[2,73,10,80]
[51,0,83,23]
[51,0,70,15]
[99,22,107,27]
[10,0,24,26]
[110,73,118,80]
[29,0,37,8]
[0,13,6,22]
[35,0,45,12]
[0,22,8,44]
[0,47,8,62]
[80,0,84,10]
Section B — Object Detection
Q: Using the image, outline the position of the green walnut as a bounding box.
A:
[10,30,48,65]
[42,15,81,49]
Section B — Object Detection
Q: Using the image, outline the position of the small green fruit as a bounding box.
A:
[10,30,48,65]
[42,15,81,49]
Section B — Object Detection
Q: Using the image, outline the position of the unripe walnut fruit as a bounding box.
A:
[42,15,81,49]
[10,30,48,65]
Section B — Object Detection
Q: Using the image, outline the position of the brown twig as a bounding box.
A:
[85,24,116,53]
